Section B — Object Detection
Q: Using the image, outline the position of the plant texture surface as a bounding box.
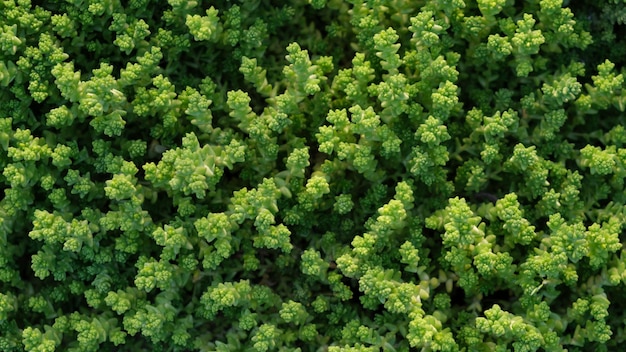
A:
[1,0,626,351]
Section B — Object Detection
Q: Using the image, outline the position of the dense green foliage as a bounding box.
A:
[2,0,626,350]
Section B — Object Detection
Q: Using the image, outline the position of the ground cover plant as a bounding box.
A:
[2,0,626,350]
